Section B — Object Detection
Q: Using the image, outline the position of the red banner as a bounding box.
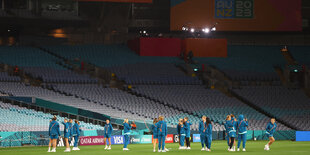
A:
[79,136,106,146]
[182,38,227,57]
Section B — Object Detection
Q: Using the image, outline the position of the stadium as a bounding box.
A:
[0,0,310,154]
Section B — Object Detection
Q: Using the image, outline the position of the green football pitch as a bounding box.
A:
[0,141,309,155]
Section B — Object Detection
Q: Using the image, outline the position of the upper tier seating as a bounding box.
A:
[0,46,62,69]
[22,67,97,83]
[109,63,201,85]
[43,45,181,67]
[289,46,310,64]
[233,86,310,130]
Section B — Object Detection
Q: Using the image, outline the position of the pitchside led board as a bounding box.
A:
[170,0,302,31]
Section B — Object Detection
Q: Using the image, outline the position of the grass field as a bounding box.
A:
[0,141,309,155]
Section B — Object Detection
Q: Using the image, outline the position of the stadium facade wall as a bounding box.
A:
[182,38,227,57]
[128,37,227,57]
[128,37,182,57]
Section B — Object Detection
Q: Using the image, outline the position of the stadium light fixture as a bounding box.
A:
[190,28,195,33]
[202,28,210,33]
[211,27,216,31]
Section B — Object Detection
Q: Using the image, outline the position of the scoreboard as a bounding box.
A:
[170,0,302,31]
[215,0,254,19]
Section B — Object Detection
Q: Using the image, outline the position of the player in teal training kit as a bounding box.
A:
[156,116,167,152]
[104,119,113,150]
[123,119,132,151]
[179,120,186,149]
[226,115,236,152]
[206,117,212,152]
[62,119,71,152]
[198,116,207,150]
[72,120,80,151]
[184,117,192,149]
[48,116,60,152]
[264,118,277,151]
[237,115,248,152]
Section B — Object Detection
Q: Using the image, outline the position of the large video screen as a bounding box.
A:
[170,0,302,31]
[77,0,152,3]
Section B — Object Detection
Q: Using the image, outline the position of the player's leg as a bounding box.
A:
[108,138,112,149]
[207,135,212,151]
[226,133,230,150]
[123,135,129,150]
[153,138,157,152]
[73,136,80,150]
[64,138,70,152]
[237,134,241,151]
[178,134,181,147]
[200,134,205,150]
[268,136,275,146]
[242,134,246,151]
[48,138,52,152]
[104,137,107,149]
[229,137,235,151]
[180,135,185,149]
[161,136,166,152]
[52,139,57,152]
[158,135,162,152]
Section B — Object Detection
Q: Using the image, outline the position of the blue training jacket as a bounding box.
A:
[123,123,132,135]
[68,122,73,136]
[62,122,70,135]
[49,120,60,136]
[184,121,192,137]
[198,121,207,135]
[206,124,212,136]
[177,124,181,135]
[224,122,229,134]
[226,120,237,136]
[237,115,248,134]
[266,122,277,135]
[151,124,158,135]
[73,123,80,136]
[105,123,113,135]
[179,124,186,135]
[156,120,167,136]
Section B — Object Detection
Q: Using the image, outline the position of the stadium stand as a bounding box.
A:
[22,67,97,83]
[196,45,286,81]
[49,84,202,129]
[0,82,145,122]
[0,71,21,82]
[109,63,201,85]
[131,85,291,131]
[233,86,310,130]
[0,101,103,132]
[0,44,306,133]
[0,46,61,68]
